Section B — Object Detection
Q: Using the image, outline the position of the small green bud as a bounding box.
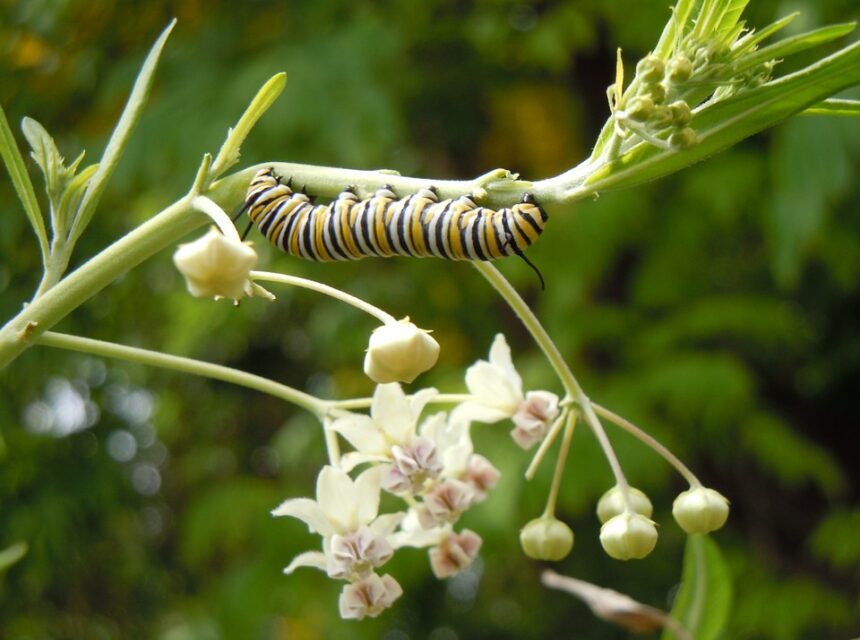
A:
[596,486,653,524]
[669,100,692,126]
[669,127,698,149]
[636,55,665,83]
[648,105,673,128]
[672,487,729,534]
[520,516,574,561]
[599,512,658,561]
[667,55,693,83]
[647,82,666,104]
[625,96,654,121]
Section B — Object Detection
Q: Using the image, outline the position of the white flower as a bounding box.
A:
[173,227,257,302]
[272,466,403,580]
[455,335,559,448]
[429,529,483,578]
[338,573,403,620]
[332,383,437,472]
[364,318,440,384]
[510,391,560,449]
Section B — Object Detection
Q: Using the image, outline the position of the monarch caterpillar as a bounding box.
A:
[242,167,548,284]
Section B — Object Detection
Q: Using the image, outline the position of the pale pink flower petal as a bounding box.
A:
[429,529,483,578]
[338,574,403,620]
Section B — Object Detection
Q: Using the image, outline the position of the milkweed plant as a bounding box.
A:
[1,0,859,635]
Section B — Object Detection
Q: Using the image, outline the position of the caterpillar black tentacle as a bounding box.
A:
[244,167,548,273]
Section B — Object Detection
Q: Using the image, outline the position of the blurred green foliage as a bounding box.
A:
[1,0,859,638]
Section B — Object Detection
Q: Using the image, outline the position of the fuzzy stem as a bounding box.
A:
[543,411,576,517]
[251,271,396,325]
[330,393,472,412]
[35,331,328,417]
[593,403,701,486]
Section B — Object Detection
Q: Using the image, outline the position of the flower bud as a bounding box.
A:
[669,127,698,149]
[596,486,653,524]
[672,487,729,534]
[173,228,257,301]
[667,55,693,83]
[625,96,654,122]
[520,516,574,561]
[668,100,692,126]
[647,82,666,104]
[363,318,440,384]
[636,55,665,83]
[648,105,673,128]
[599,513,658,561]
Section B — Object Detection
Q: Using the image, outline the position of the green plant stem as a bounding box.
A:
[35,331,328,416]
[593,403,700,486]
[543,411,576,517]
[525,408,570,481]
[330,393,472,411]
[251,271,396,325]
[473,261,631,498]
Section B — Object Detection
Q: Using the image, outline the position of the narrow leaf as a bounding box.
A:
[661,536,732,640]
[583,40,860,194]
[69,19,177,246]
[0,105,48,260]
[56,164,99,239]
[654,0,697,59]
[0,541,28,573]
[734,22,856,76]
[801,98,860,117]
[732,13,799,56]
[21,117,65,205]
[209,72,288,180]
[716,0,750,39]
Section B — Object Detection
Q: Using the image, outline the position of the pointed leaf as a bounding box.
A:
[69,19,176,245]
[734,23,856,76]
[732,13,799,56]
[661,536,732,640]
[21,117,66,206]
[55,163,98,239]
[0,105,48,259]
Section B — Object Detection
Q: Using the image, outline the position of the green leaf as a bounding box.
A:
[0,541,28,573]
[584,39,860,194]
[733,13,799,57]
[55,163,99,239]
[0,105,48,260]
[68,19,177,246]
[801,98,860,117]
[654,0,697,59]
[209,72,288,181]
[734,22,856,76]
[662,535,732,640]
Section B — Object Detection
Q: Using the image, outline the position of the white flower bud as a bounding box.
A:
[429,529,483,578]
[338,573,403,620]
[596,486,653,524]
[363,318,440,384]
[672,487,729,534]
[599,512,658,561]
[520,516,574,561]
[173,228,257,302]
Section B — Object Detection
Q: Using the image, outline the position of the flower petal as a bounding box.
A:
[316,466,356,533]
[353,465,384,527]
[370,383,413,443]
[488,334,522,393]
[464,361,521,414]
[271,497,334,537]
[284,550,328,574]
[330,414,387,455]
[339,451,389,474]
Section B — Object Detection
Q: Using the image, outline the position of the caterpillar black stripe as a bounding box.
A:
[243,167,548,283]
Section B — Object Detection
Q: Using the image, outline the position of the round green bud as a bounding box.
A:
[649,105,673,128]
[672,487,730,534]
[625,96,654,122]
[669,100,692,126]
[670,127,698,149]
[647,82,666,104]
[520,516,574,561]
[596,486,653,524]
[599,512,658,561]
[667,55,693,83]
[636,55,665,83]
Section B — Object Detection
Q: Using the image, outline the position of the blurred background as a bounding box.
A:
[1,1,859,638]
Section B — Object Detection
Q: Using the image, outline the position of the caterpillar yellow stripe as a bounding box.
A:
[244,167,548,263]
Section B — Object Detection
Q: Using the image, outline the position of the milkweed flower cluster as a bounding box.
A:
[272,334,566,619]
